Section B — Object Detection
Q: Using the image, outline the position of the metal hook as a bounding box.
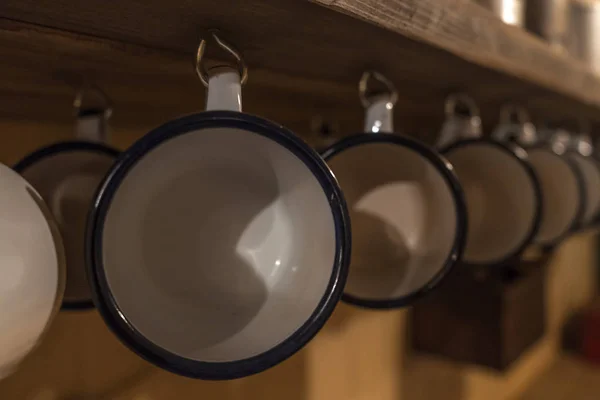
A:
[358,70,398,108]
[493,104,537,145]
[196,30,248,87]
[500,104,530,125]
[572,119,593,156]
[445,93,480,118]
[73,84,113,119]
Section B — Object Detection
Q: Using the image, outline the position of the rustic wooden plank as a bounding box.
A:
[1,0,600,135]
[311,0,600,108]
[0,18,408,142]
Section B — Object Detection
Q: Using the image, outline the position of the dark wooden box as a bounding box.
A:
[411,260,548,370]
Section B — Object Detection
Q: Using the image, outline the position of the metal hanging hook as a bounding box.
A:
[493,104,537,145]
[445,93,480,118]
[73,83,113,119]
[573,118,593,156]
[196,30,248,87]
[358,70,398,108]
[500,104,530,125]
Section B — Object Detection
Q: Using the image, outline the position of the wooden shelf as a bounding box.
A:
[1,0,600,142]
[315,0,600,110]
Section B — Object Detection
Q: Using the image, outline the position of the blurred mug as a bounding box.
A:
[321,71,467,308]
[476,0,526,26]
[14,86,119,310]
[0,164,65,379]
[540,128,600,230]
[492,106,584,247]
[437,94,542,267]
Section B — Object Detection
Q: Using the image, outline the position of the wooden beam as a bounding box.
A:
[1,0,600,137]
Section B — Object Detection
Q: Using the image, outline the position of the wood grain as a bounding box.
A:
[312,0,600,107]
[0,18,364,144]
[2,0,600,137]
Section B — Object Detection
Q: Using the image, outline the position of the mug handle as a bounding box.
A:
[359,70,397,133]
[73,84,112,143]
[437,93,482,149]
[572,119,594,156]
[444,93,480,119]
[492,104,536,145]
[197,31,247,113]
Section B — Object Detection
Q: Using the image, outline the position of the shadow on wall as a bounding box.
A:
[400,355,466,400]
[109,353,307,400]
[400,313,466,400]
[0,311,308,400]
[0,311,154,399]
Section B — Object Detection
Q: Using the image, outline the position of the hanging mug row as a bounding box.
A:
[2,31,599,381]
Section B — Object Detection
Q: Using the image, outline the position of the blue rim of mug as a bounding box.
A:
[321,132,468,309]
[525,146,586,249]
[14,141,120,311]
[86,110,351,380]
[440,138,543,268]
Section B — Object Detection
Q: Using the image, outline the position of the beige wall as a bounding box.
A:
[0,120,597,400]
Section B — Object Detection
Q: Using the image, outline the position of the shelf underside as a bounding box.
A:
[0,0,599,144]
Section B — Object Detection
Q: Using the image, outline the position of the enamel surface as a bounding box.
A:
[528,149,580,244]
[101,127,337,362]
[444,143,537,264]
[19,150,115,303]
[327,141,458,301]
[0,164,62,378]
[569,154,600,225]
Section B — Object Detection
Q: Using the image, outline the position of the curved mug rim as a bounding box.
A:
[440,138,542,268]
[14,140,120,311]
[321,131,468,309]
[85,110,352,380]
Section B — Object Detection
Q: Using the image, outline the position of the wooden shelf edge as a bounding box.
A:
[311,0,600,109]
[3,0,600,134]
[0,18,364,138]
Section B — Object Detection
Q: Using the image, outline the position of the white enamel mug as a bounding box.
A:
[492,106,584,248]
[14,88,119,310]
[85,33,350,380]
[0,164,65,380]
[553,129,600,229]
[321,72,467,309]
[437,94,542,267]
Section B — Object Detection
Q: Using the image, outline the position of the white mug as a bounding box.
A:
[14,90,118,310]
[544,129,600,229]
[321,71,467,308]
[438,94,542,267]
[492,106,584,247]
[85,33,351,380]
[0,164,65,379]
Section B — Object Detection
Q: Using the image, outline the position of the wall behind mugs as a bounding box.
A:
[0,118,596,400]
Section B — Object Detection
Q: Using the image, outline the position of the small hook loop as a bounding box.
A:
[196,30,248,87]
[359,70,398,108]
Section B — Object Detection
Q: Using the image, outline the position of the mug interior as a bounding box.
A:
[568,154,600,226]
[527,149,580,244]
[443,142,537,264]
[100,127,337,362]
[326,139,459,303]
[18,148,116,304]
[0,165,61,374]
